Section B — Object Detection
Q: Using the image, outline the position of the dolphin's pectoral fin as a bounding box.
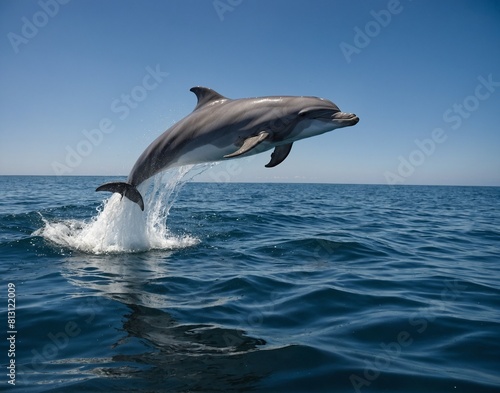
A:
[265,143,293,168]
[96,182,145,211]
[224,132,270,158]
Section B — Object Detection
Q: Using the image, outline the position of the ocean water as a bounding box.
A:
[1,174,499,392]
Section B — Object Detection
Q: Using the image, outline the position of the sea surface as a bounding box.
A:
[1,174,499,392]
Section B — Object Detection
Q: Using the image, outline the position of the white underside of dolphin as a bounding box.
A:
[96,87,359,210]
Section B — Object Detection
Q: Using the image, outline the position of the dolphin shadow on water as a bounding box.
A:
[59,253,274,391]
[97,87,359,211]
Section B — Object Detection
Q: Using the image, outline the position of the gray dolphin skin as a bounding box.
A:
[96,87,359,210]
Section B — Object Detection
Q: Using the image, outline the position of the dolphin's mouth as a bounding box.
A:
[333,112,359,125]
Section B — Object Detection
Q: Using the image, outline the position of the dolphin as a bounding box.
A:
[96,87,359,210]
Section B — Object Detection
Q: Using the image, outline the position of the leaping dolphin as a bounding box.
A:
[96,87,359,210]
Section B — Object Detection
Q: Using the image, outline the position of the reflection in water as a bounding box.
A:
[108,304,268,391]
[62,252,271,391]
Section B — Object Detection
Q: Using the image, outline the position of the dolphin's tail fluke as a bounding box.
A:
[96,182,145,211]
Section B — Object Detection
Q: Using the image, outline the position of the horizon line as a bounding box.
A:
[0,174,499,188]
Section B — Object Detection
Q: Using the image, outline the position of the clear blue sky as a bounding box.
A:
[1,0,499,185]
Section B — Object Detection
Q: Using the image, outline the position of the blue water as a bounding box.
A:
[1,174,499,392]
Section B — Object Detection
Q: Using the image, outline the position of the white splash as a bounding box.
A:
[36,166,201,254]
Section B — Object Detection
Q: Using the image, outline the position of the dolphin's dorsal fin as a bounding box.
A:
[190,87,228,110]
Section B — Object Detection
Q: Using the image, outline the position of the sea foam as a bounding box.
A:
[36,165,201,254]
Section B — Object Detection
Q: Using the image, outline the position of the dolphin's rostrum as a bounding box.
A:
[96,87,359,210]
